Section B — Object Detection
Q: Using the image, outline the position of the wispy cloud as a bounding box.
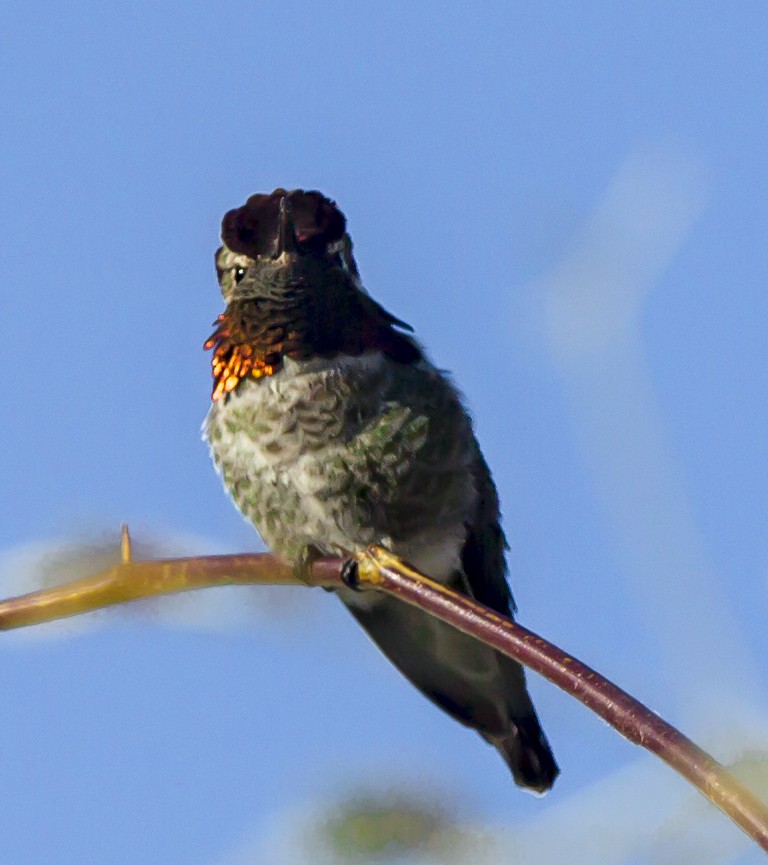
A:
[532,145,765,729]
[208,750,768,865]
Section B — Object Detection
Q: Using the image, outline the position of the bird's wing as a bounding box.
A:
[460,449,516,616]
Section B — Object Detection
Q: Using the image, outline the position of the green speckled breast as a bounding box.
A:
[203,351,478,572]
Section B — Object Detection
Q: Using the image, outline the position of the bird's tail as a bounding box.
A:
[492,713,559,794]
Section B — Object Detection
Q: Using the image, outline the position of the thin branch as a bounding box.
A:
[0,538,766,853]
[0,551,342,630]
[355,546,768,853]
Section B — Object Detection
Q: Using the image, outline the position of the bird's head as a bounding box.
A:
[205,188,417,401]
[214,188,358,303]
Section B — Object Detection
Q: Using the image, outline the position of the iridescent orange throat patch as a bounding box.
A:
[204,311,284,402]
[204,292,421,403]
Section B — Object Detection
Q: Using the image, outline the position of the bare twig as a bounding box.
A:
[0,550,342,630]
[0,536,766,852]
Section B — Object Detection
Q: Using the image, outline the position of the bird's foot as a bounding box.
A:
[291,545,321,586]
[340,557,361,591]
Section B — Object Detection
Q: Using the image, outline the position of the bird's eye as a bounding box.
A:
[234,267,247,283]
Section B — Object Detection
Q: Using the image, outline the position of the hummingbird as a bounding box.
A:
[203,188,558,792]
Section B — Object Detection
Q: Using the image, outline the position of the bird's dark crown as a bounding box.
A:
[222,188,346,261]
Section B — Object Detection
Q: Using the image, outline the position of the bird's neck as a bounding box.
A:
[204,289,420,403]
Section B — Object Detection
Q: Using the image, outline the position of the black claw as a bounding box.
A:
[340,558,361,590]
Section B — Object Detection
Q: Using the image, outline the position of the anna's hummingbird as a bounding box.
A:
[203,188,558,792]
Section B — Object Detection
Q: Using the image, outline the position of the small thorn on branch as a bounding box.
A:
[120,524,132,564]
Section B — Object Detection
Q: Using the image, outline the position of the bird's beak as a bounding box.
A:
[275,195,298,258]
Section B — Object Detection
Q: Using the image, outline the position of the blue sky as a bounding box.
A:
[1,2,767,863]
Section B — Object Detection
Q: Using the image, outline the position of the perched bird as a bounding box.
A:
[203,188,558,792]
